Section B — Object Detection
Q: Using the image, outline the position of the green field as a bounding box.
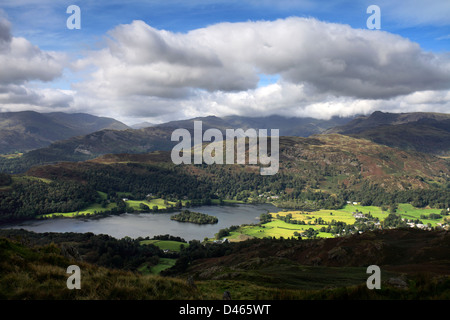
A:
[0,153,23,159]
[38,202,118,218]
[277,208,357,225]
[40,196,182,218]
[223,203,448,241]
[138,239,186,275]
[227,220,333,240]
[40,195,245,220]
[116,192,180,210]
[140,239,189,252]
[396,203,446,226]
[138,258,177,275]
[125,198,176,210]
[125,198,193,211]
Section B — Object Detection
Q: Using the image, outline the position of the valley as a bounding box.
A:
[2,0,450,306]
[222,202,448,241]
[0,110,449,300]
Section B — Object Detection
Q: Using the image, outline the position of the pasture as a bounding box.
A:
[140,239,189,252]
[138,258,177,275]
[38,202,118,218]
[223,203,448,241]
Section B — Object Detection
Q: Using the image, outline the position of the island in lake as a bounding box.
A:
[170,210,218,224]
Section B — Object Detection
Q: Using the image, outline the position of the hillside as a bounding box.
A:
[6,111,450,175]
[326,111,450,156]
[1,131,449,301]
[0,228,448,300]
[349,119,450,157]
[0,111,129,154]
[0,133,442,224]
[326,111,450,134]
[25,134,450,193]
[278,134,449,191]
[169,228,450,298]
[0,114,355,173]
[0,232,208,300]
[155,114,354,137]
[0,126,175,173]
[180,228,450,276]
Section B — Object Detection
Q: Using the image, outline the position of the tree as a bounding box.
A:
[304,228,319,239]
[389,203,398,214]
[383,213,407,228]
[259,213,272,224]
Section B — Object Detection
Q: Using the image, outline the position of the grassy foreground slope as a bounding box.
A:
[172,228,450,299]
[0,237,206,300]
[1,228,449,300]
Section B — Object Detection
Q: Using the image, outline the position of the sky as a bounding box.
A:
[0,0,449,125]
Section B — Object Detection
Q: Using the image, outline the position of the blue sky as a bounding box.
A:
[3,0,448,51]
[0,0,449,124]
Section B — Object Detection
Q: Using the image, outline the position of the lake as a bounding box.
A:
[1,203,282,241]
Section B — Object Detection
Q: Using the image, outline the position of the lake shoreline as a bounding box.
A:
[0,198,261,226]
[0,203,282,242]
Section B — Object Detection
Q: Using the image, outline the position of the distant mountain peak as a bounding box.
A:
[0,111,129,154]
[325,110,450,156]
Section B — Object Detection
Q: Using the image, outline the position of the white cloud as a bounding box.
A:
[71,17,450,123]
[1,15,449,123]
[0,84,74,112]
[0,17,71,113]
[0,18,66,85]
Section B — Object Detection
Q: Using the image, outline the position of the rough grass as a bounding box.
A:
[0,238,208,300]
[1,233,449,300]
[139,258,177,275]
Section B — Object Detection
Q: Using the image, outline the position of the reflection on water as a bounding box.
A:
[2,204,282,241]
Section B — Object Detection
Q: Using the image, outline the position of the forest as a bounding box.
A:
[0,147,449,224]
[0,229,165,271]
[0,176,97,222]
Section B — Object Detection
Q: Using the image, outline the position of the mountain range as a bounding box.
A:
[0,110,449,174]
[0,113,355,173]
[26,133,449,197]
[326,111,450,156]
[0,111,129,154]
[154,114,353,136]
[1,110,449,299]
